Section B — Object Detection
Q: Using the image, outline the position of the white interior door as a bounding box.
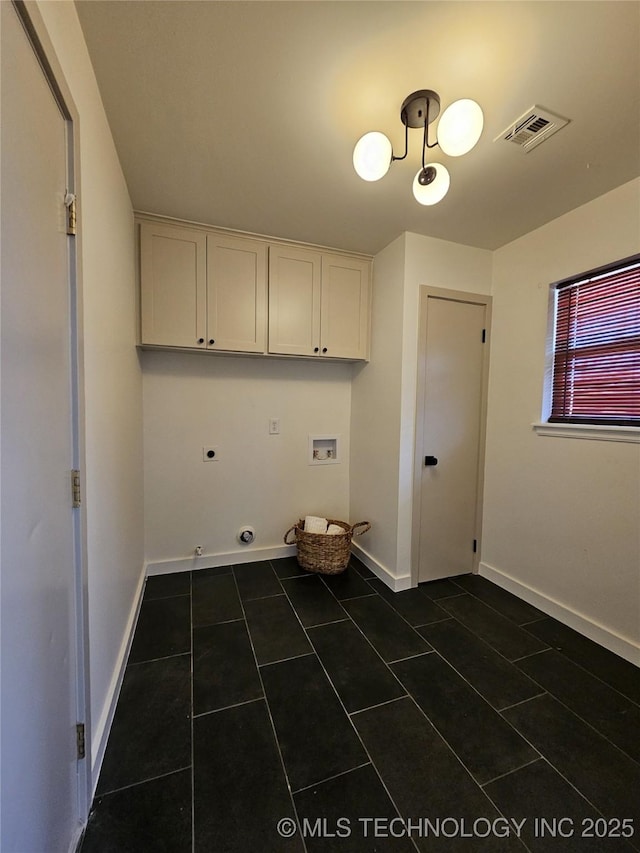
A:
[417,293,489,583]
[1,3,84,848]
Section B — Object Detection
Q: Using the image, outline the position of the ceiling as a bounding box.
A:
[75,1,640,256]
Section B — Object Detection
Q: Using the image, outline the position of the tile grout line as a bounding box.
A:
[517,632,640,712]
[480,757,542,789]
[392,679,531,827]
[425,592,468,602]
[482,734,640,849]
[258,651,315,669]
[142,591,191,602]
[366,578,456,628]
[448,576,546,627]
[127,650,192,668]
[534,755,639,831]
[96,765,193,800]
[501,677,640,768]
[287,580,416,710]
[279,574,422,853]
[497,694,640,821]
[192,695,264,720]
[434,599,552,664]
[498,692,547,713]
[349,695,408,718]
[233,563,310,853]
[386,650,435,666]
[241,591,286,603]
[511,648,551,663]
[354,581,450,638]
[413,616,455,629]
[514,616,640,713]
[192,616,245,630]
[474,774,536,853]
[303,616,350,630]
[416,617,556,714]
[291,761,373,796]
[401,646,544,766]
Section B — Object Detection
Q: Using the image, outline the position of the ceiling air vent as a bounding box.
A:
[496,106,569,153]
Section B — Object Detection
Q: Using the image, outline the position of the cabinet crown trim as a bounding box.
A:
[134,211,373,261]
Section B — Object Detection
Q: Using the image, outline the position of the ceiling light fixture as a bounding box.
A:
[353,89,483,205]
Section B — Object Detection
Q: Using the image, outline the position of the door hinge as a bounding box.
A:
[76,723,86,760]
[473,539,478,553]
[481,329,486,343]
[64,192,77,236]
[71,469,81,508]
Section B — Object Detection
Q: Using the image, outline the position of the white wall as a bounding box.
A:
[397,233,493,576]
[483,179,640,661]
[143,351,351,570]
[351,231,492,584]
[350,235,406,577]
[35,0,144,785]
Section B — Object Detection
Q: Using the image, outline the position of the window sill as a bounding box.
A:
[532,422,640,443]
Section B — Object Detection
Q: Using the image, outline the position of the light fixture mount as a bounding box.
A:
[400,89,441,128]
[417,165,437,186]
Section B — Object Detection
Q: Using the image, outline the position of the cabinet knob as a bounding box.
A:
[197,338,204,344]
[322,347,328,353]
[209,339,215,345]
[313,347,319,353]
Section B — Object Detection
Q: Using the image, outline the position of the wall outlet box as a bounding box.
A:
[309,434,340,465]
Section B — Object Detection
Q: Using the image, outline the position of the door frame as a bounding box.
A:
[12,0,92,822]
[411,286,492,586]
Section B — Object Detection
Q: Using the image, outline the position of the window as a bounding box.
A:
[549,255,640,427]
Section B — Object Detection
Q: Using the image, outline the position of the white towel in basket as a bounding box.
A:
[326,524,343,535]
[304,515,328,534]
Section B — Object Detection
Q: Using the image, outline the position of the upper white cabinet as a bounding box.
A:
[140,221,206,349]
[140,223,267,353]
[268,246,370,360]
[268,245,322,357]
[138,216,371,361]
[320,254,371,360]
[207,234,267,353]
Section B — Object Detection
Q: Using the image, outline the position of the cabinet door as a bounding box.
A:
[207,235,267,353]
[320,255,371,360]
[268,245,322,356]
[140,221,206,348]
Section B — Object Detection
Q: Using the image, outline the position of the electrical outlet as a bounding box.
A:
[202,446,219,461]
[269,418,280,435]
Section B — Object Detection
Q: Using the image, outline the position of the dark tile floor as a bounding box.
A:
[79,558,640,852]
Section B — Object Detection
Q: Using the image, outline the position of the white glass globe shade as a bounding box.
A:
[353,131,392,181]
[412,163,450,205]
[437,99,484,157]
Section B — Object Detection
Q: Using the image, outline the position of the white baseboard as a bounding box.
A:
[147,543,413,591]
[351,542,412,591]
[146,544,297,576]
[90,564,147,796]
[479,561,640,667]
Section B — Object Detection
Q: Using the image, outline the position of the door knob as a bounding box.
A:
[424,455,438,466]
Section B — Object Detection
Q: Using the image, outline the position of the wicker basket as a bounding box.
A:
[284,518,371,575]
